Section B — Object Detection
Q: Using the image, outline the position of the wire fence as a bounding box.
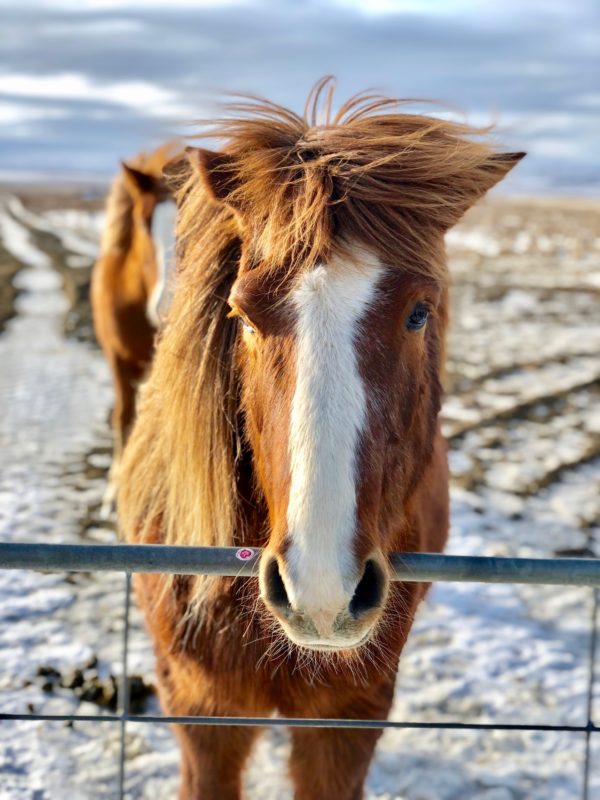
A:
[0,542,598,799]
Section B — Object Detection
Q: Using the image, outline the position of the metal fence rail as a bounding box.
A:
[2,541,600,585]
[0,542,598,799]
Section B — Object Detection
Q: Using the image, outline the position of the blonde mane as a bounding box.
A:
[118,80,519,582]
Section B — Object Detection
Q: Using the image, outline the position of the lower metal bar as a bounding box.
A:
[0,543,599,586]
[0,711,597,734]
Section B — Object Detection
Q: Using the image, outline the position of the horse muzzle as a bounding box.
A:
[259,551,389,651]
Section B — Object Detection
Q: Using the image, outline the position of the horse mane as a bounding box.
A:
[100,172,134,253]
[118,80,519,584]
[100,141,181,254]
[118,196,242,564]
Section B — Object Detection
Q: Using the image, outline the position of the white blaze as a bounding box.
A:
[147,199,177,327]
[286,249,382,623]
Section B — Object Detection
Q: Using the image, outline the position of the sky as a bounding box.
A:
[0,0,598,193]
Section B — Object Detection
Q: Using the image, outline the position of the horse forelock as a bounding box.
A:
[182,79,520,278]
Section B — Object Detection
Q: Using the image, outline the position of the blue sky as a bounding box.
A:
[0,0,598,193]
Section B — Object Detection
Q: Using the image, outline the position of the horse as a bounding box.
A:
[91,142,180,516]
[118,80,524,799]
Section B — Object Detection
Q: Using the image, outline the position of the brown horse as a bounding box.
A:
[119,81,523,799]
[92,142,180,516]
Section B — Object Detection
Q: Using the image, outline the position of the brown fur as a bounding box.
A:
[118,79,523,798]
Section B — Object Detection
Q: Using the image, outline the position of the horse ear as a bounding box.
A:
[444,151,526,228]
[482,151,526,188]
[185,147,240,207]
[121,163,157,197]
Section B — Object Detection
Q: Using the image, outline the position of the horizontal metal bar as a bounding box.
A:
[0,711,596,734]
[0,543,261,577]
[388,552,600,586]
[0,543,599,586]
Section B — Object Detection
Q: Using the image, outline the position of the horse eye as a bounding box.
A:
[241,320,256,335]
[406,302,429,331]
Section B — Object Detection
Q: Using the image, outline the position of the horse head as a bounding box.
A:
[177,89,523,651]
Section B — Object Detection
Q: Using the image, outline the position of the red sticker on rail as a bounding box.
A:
[236,548,255,561]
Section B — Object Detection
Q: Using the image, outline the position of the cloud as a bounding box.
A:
[0,101,70,125]
[18,0,249,9]
[0,72,193,118]
[0,0,598,190]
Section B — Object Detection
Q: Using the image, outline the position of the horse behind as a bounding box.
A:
[119,82,523,799]
[92,142,180,516]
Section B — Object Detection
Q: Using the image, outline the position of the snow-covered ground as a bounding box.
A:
[0,192,599,798]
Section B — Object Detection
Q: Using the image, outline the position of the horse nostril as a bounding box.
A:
[349,560,385,618]
[264,557,291,613]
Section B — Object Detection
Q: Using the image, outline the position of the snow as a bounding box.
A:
[7,198,104,265]
[0,193,599,797]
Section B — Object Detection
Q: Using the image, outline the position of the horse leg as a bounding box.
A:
[101,356,142,518]
[174,722,261,800]
[149,643,265,800]
[289,726,381,800]
[288,682,395,800]
[112,356,143,450]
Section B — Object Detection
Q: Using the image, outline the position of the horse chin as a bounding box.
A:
[280,626,374,654]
